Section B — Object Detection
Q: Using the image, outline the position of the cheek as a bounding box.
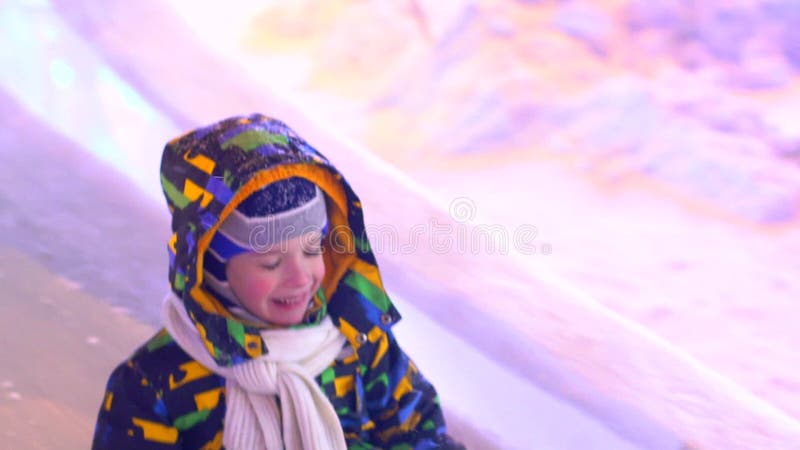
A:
[228,264,278,301]
[242,276,278,299]
[311,256,326,284]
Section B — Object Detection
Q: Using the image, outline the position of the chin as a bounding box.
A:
[268,314,306,327]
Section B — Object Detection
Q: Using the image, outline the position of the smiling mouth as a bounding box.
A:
[273,295,306,305]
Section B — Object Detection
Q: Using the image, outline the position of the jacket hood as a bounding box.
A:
[160,113,400,367]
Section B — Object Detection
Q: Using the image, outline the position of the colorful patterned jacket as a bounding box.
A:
[92,114,463,449]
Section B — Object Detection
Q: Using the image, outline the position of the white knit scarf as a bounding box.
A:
[162,294,348,450]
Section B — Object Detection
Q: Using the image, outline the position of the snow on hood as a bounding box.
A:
[160,113,400,367]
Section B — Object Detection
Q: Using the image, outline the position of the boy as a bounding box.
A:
[92,114,464,449]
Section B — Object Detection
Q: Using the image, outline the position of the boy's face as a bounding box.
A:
[225,232,325,326]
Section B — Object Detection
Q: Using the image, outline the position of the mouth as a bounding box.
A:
[272,294,308,306]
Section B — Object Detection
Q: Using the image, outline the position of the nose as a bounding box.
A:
[281,255,313,289]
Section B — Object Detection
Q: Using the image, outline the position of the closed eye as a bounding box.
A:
[260,260,280,270]
[304,246,323,256]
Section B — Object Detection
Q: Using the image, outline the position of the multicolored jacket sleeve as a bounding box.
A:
[361,329,465,450]
[93,360,181,449]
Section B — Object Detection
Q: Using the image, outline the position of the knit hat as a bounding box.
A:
[203,177,328,322]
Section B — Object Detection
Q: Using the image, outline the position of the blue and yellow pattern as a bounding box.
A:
[92,114,463,449]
